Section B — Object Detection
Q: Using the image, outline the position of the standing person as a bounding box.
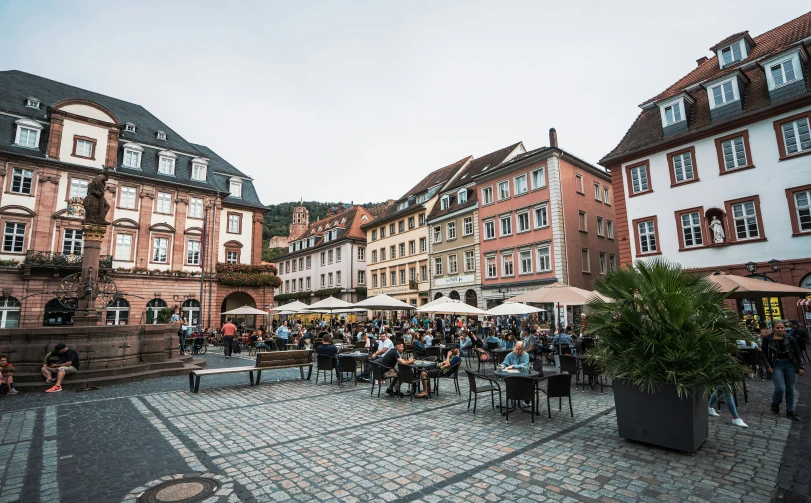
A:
[708,384,748,427]
[762,321,805,421]
[41,344,80,392]
[276,320,291,351]
[221,318,237,359]
[171,308,186,355]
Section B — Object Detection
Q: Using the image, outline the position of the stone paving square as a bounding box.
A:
[0,349,807,502]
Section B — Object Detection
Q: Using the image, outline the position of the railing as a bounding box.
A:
[23,251,113,269]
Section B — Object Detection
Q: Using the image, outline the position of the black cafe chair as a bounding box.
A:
[558,355,581,389]
[425,347,441,360]
[538,373,574,420]
[504,376,537,424]
[315,354,335,384]
[464,370,501,414]
[367,360,393,398]
[580,359,607,393]
[338,356,358,387]
[433,361,462,397]
[396,364,420,402]
[487,341,500,351]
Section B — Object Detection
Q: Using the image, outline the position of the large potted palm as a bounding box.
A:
[586,259,749,453]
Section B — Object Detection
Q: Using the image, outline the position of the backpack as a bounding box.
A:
[232,338,241,354]
[476,348,491,362]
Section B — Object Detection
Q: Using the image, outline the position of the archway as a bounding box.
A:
[146,298,168,324]
[221,292,257,327]
[0,297,21,328]
[183,299,201,326]
[449,290,460,300]
[434,292,444,300]
[106,298,130,325]
[44,298,75,326]
[464,289,477,308]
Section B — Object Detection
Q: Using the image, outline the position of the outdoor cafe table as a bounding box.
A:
[404,360,437,395]
[488,348,511,370]
[338,352,368,373]
[493,368,541,415]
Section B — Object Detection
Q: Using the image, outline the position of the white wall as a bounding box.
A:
[57,119,109,169]
[622,104,811,267]
[217,207,252,264]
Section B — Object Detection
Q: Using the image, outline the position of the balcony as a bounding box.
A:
[23,251,113,269]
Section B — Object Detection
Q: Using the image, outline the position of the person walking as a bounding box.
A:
[221,318,237,359]
[762,321,805,421]
[708,384,748,427]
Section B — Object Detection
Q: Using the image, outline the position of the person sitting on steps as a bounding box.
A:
[41,343,80,393]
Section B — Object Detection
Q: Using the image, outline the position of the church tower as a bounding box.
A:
[289,206,309,241]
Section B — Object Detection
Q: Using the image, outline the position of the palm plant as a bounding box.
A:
[586,258,749,398]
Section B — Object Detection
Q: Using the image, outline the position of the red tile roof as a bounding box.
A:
[601,11,811,164]
[274,205,372,260]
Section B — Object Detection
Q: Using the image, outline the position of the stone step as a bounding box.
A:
[11,357,206,384]
[8,363,206,393]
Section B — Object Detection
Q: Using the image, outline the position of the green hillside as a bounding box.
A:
[262,201,382,242]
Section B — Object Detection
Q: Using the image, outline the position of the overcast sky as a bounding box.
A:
[1,1,806,205]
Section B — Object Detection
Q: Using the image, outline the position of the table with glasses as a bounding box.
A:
[403,360,438,395]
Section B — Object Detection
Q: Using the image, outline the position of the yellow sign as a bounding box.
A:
[762,297,781,318]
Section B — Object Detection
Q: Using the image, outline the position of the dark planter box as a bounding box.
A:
[613,379,707,453]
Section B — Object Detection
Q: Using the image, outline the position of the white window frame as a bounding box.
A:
[657,96,689,127]
[189,197,204,218]
[717,40,746,68]
[795,190,811,232]
[433,226,442,244]
[158,154,176,176]
[123,147,142,169]
[156,192,172,214]
[10,168,33,195]
[607,220,614,239]
[14,119,42,149]
[514,174,528,196]
[69,178,89,199]
[447,221,456,240]
[3,223,25,253]
[187,240,201,265]
[637,220,657,254]
[630,165,650,194]
[518,249,532,275]
[483,220,495,240]
[420,237,427,252]
[229,178,242,198]
[781,118,811,156]
[481,186,494,205]
[226,251,238,263]
[501,253,514,277]
[581,248,591,273]
[485,256,497,279]
[75,138,93,158]
[499,215,512,237]
[447,254,458,274]
[593,182,601,201]
[114,233,132,261]
[533,204,548,229]
[191,163,207,182]
[463,216,473,236]
[531,168,546,190]
[228,214,240,233]
[409,240,415,255]
[720,136,748,170]
[536,245,551,272]
[62,229,83,255]
[153,237,169,263]
[434,257,443,276]
[497,181,510,201]
[457,189,467,205]
[440,195,450,210]
[603,187,610,205]
[763,51,802,91]
[596,216,604,237]
[358,247,365,261]
[680,211,704,248]
[672,151,695,182]
[707,78,740,109]
[465,250,475,272]
[731,201,760,240]
[516,211,530,233]
[358,270,365,285]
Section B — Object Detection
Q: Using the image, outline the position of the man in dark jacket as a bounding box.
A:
[316,334,340,379]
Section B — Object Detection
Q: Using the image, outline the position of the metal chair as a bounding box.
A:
[433,361,462,397]
[367,360,393,398]
[425,347,441,360]
[493,350,508,371]
[396,364,420,402]
[580,359,606,393]
[315,354,335,384]
[538,373,573,420]
[504,376,537,424]
[558,355,581,388]
[464,370,501,414]
[487,341,500,351]
[475,349,491,373]
[338,356,358,386]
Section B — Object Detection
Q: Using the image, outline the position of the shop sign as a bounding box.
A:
[434,275,474,287]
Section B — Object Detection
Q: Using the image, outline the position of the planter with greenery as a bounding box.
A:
[214,262,281,288]
[585,258,749,453]
[274,291,313,302]
[313,287,342,298]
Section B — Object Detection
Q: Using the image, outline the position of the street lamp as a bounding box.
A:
[768,259,781,272]
[744,261,757,274]
[496,286,512,300]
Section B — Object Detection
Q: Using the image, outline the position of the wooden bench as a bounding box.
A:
[188,350,313,393]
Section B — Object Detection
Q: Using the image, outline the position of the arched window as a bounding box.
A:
[465,289,478,308]
[0,297,21,328]
[146,298,168,324]
[106,298,130,325]
[182,299,201,326]
[449,290,460,300]
[44,298,75,326]
[434,292,444,300]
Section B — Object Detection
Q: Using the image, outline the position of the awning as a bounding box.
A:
[798,298,811,307]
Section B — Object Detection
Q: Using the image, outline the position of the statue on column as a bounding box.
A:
[82,169,111,226]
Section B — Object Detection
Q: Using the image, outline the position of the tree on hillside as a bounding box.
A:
[263,201,382,241]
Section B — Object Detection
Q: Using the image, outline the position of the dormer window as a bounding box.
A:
[229,177,242,198]
[157,151,176,175]
[156,130,167,141]
[721,43,742,67]
[457,189,467,205]
[770,59,797,88]
[711,80,736,107]
[122,143,143,169]
[26,97,41,109]
[440,195,450,210]
[190,158,208,182]
[13,118,43,149]
[761,49,806,100]
[657,94,693,136]
[665,103,682,125]
[124,123,137,133]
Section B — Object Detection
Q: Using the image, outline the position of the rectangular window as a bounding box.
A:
[498,181,510,200]
[596,217,604,237]
[499,215,512,236]
[483,220,495,239]
[712,81,736,107]
[123,149,141,168]
[534,205,548,228]
[599,252,606,274]
[11,168,33,194]
[719,135,748,170]
[191,163,206,181]
[671,151,695,183]
[514,174,528,195]
[380,248,386,261]
[420,238,426,252]
[17,127,39,148]
[637,220,657,254]
[3,223,25,253]
[153,237,169,263]
[62,229,83,255]
[298,258,303,270]
[380,273,387,287]
[440,196,450,210]
[575,174,584,193]
[433,226,442,243]
[69,178,89,199]
[794,190,811,232]
[781,118,811,155]
[187,240,201,265]
[447,222,456,240]
[578,211,587,232]
[531,168,546,190]
[482,186,494,205]
[665,103,682,125]
[502,254,514,277]
[306,256,311,268]
[158,156,175,175]
[336,247,342,262]
[399,220,405,233]
[228,214,241,233]
[226,251,238,263]
[337,271,342,286]
[389,223,395,235]
[516,212,530,233]
[299,278,304,291]
[410,267,416,282]
[116,186,136,210]
[115,233,132,260]
[408,217,415,229]
[358,247,365,261]
[434,257,443,276]
[321,252,326,265]
[156,192,172,214]
[519,250,532,275]
[607,220,614,239]
[74,138,93,158]
[379,226,385,238]
[358,271,365,285]
[463,217,473,236]
[306,277,311,289]
[328,250,334,264]
[721,43,742,66]
[448,254,458,274]
[486,256,497,278]
[188,197,203,218]
[465,250,475,271]
[390,271,396,286]
[581,248,591,273]
[389,245,396,259]
[732,201,760,239]
[609,254,616,271]
[372,230,377,241]
[372,250,378,263]
[680,211,704,247]
[409,240,415,255]
[593,182,601,201]
[420,265,427,281]
[399,269,405,285]
[629,164,650,194]
[771,59,797,87]
[399,243,405,257]
[373,275,378,288]
[457,190,467,204]
[419,214,425,226]
[603,187,610,205]
[321,274,326,288]
[537,245,551,272]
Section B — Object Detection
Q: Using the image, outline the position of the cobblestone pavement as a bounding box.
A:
[0,348,807,502]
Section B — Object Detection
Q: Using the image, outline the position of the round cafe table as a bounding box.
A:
[493,368,541,415]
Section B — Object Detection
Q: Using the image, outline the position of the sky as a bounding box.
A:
[0,1,807,205]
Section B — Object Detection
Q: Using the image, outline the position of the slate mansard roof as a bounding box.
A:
[0,70,265,209]
[601,12,811,164]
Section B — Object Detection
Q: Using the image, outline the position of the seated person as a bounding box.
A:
[376,341,415,396]
[423,330,433,348]
[358,333,394,380]
[0,355,18,395]
[501,341,530,370]
[501,334,517,350]
[485,332,501,347]
[41,343,80,392]
[361,333,371,349]
[551,331,574,354]
[523,331,541,360]
[458,331,473,356]
[412,334,426,357]
[254,330,271,351]
[315,334,340,378]
[403,330,413,344]
[415,348,462,398]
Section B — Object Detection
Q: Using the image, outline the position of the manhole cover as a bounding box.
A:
[139,477,219,503]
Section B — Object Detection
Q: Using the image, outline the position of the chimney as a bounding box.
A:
[549,128,558,148]
[696,56,708,67]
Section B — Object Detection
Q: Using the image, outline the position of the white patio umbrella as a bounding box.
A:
[509,282,609,305]
[269,300,310,313]
[351,294,415,310]
[485,302,546,316]
[419,296,451,310]
[303,296,354,313]
[417,299,488,316]
[221,305,268,316]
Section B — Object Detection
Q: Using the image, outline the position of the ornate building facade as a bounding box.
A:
[0,71,271,328]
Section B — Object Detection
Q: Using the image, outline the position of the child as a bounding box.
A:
[0,355,18,395]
